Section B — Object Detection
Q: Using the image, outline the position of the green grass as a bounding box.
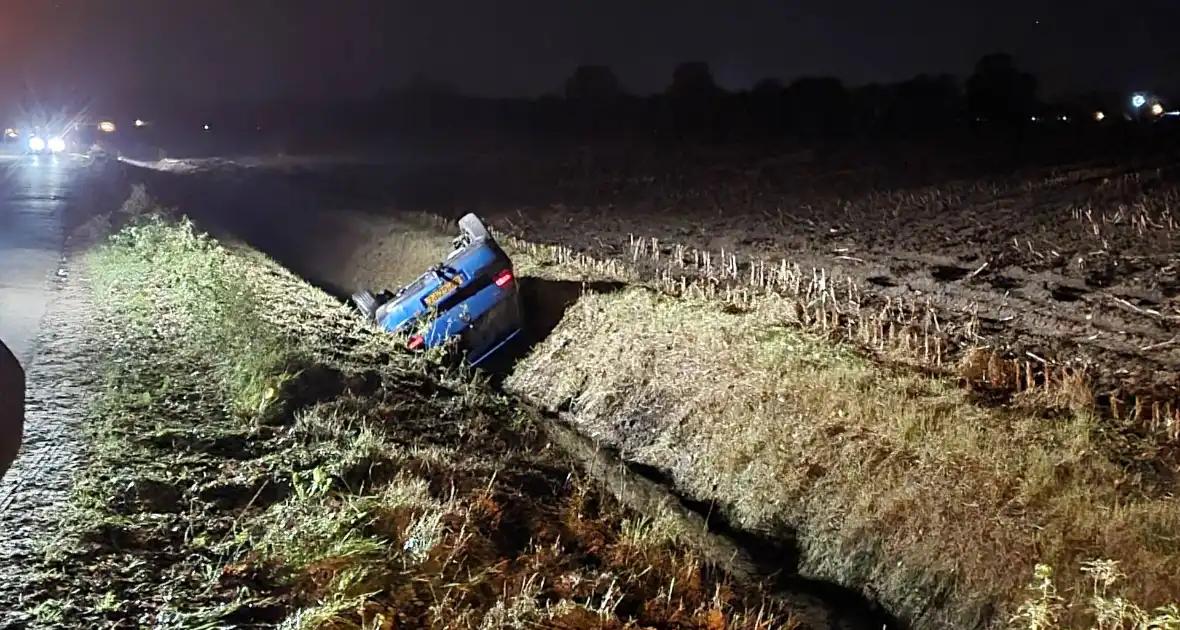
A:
[24,203,817,629]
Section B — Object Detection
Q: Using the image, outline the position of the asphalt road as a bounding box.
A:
[0,154,74,364]
[0,152,98,626]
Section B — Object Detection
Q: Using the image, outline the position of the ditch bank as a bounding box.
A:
[504,284,1180,630]
[79,169,900,628]
[111,160,1180,630]
[30,206,855,628]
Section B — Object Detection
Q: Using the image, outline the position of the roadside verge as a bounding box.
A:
[20,199,836,629]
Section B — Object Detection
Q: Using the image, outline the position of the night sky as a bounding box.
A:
[2,0,1179,108]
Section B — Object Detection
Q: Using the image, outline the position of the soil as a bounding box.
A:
[477,155,1180,409]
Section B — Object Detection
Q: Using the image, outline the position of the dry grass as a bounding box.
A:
[473,151,1180,440]
[89,160,1180,630]
[24,198,819,629]
[503,269,1180,630]
[491,226,1180,443]
[283,201,1180,630]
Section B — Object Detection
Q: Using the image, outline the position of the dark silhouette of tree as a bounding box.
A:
[891,73,962,127]
[748,78,786,134]
[563,65,628,132]
[783,76,849,139]
[850,83,893,130]
[668,61,722,100]
[662,62,726,139]
[965,53,1037,124]
[751,77,785,100]
[564,65,625,103]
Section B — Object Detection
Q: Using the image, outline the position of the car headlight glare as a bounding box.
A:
[47,137,66,153]
[28,136,45,151]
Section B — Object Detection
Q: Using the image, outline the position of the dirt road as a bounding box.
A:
[0,154,97,626]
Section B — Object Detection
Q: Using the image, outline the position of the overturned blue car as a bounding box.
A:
[351,214,524,367]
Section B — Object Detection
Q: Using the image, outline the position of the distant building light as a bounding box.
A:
[98,121,116,133]
[134,119,146,127]
[203,124,210,131]
[1151,103,1164,116]
[3,128,15,138]
[1094,111,1105,121]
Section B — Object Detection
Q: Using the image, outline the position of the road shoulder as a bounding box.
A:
[0,256,100,626]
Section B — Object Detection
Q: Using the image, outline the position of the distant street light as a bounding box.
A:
[98,121,116,133]
[1151,103,1164,116]
[1132,93,1147,109]
[134,119,146,127]
[1094,111,1105,121]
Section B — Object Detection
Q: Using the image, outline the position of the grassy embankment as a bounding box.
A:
[201,190,1180,630]
[25,193,813,629]
[25,177,1180,630]
[188,192,1179,630]
[486,233,1180,629]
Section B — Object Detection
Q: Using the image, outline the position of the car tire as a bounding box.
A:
[458,213,491,243]
[351,291,380,320]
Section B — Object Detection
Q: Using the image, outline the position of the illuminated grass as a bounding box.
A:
[506,284,1180,630]
[25,201,812,629]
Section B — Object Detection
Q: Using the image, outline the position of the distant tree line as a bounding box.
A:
[122,52,1164,149]
[368,53,1144,144]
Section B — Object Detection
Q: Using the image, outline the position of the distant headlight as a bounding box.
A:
[48,137,66,153]
[28,136,45,151]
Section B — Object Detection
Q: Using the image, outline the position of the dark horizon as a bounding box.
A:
[1,0,1179,112]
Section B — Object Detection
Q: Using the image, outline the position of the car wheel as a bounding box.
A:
[351,290,381,320]
[458,213,491,243]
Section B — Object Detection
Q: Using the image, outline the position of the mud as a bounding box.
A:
[480,157,1180,410]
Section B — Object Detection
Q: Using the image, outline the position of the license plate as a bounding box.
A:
[423,273,465,307]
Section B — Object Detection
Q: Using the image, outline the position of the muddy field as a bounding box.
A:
[123,141,1180,416]
[489,154,1180,408]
